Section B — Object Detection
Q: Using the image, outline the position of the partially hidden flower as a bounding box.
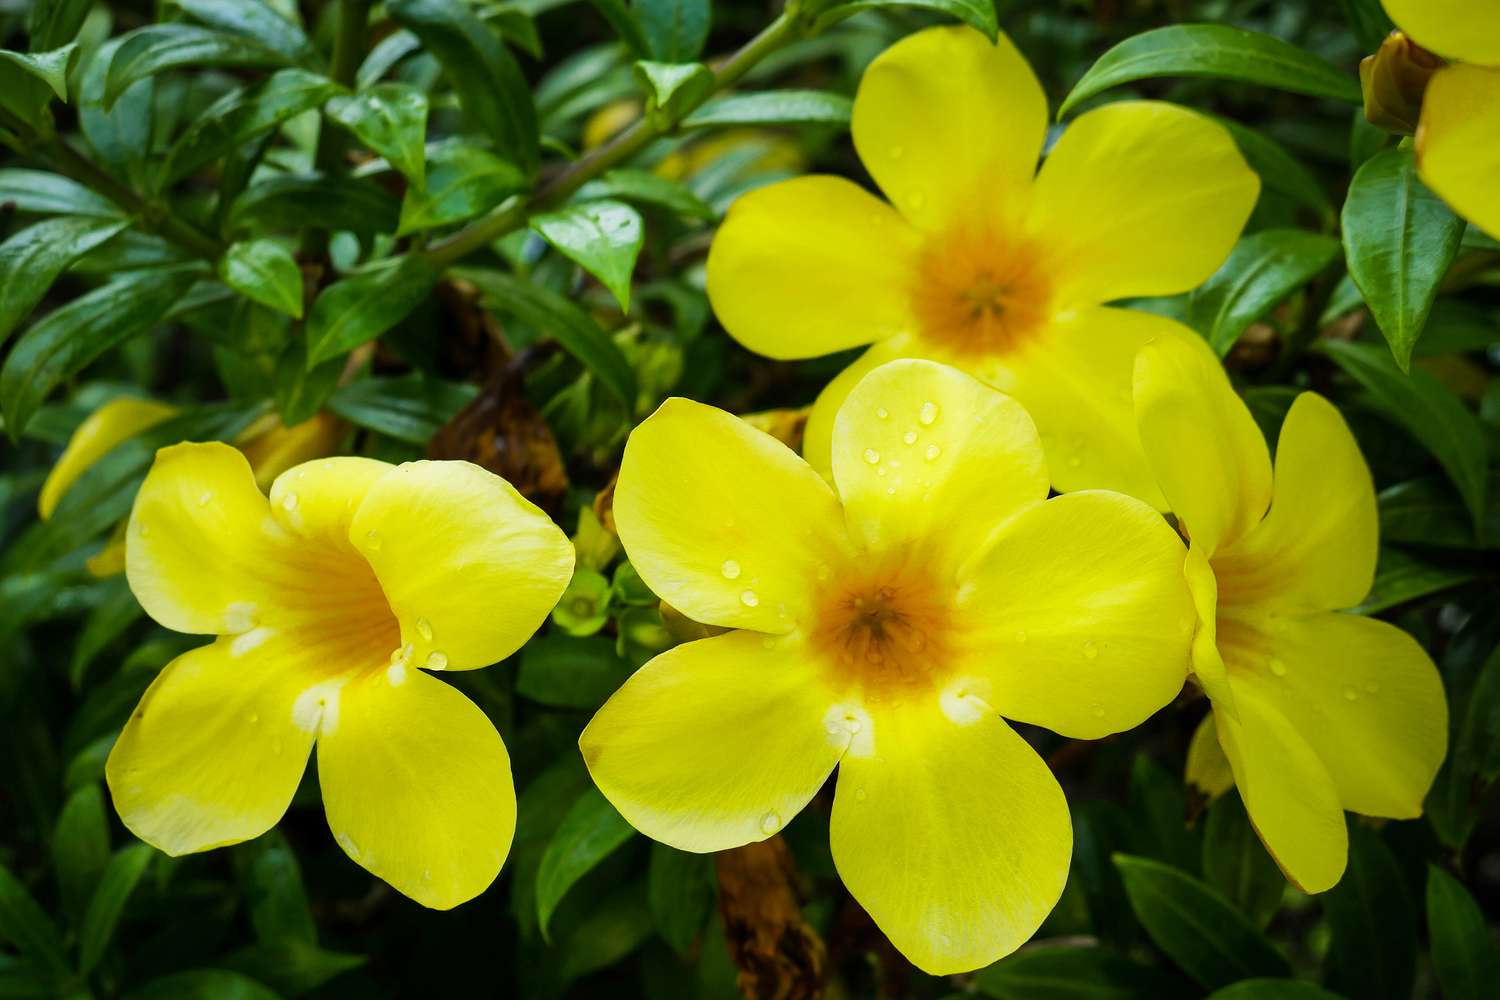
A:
[107,443,573,908]
[1134,336,1447,892]
[39,399,343,576]
[580,359,1194,973]
[705,25,1259,505]
[1381,0,1500,237]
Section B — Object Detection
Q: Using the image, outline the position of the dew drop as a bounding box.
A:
[389,646,408,666]
[740,589,759,608]
[845,716,862,734]
[416,617,433,641]
[1364,680,1380,695]
[719,559,743,582]
[197,491,213,507]
[426,650,448,669]
[759,811,781,835]
[1342,685,1359,701]
[876,406,890,420]
[281,492,299,512]
[903,429,918,445]
[886,486,897,495]
[918,401,939,426]
[863,448,881,465]
[1269,657,1287,677]
[1083,640,1099,660]
[364,529,382,550]
[855,787,868,802]
[1067,455,1082,468]
[924,444,942,461]
[1091,702,1105,718]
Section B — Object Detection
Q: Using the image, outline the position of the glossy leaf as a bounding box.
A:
[633,60,713,118]
[218,239,304,318]
[683,90,853,129]
[975,941,1182,999]
[79,843,154,975]
[51,785,111,920]
[1212,117,1333,224]
[577,168,714,221]
[0,43,79,101]
[635,0,711,62]
[1350,547,1480,614]
[236,831,315,945]
[1322,826,1417,1000]
[536,787,637,940]
[647,844,715,956]
[531,200,645,310]
[304,256,440,366]
[229,173,401,236]
[326,83,430,187]
[172,0,316,64]
[0,859,69,974]
[1377,473,1500,550]
[0,216,129,346]
[104,24,290,108]
[1059,25,1361,118]
[327,374,478,444]
[1426,865,1499,1000]
[1186,228,1340,355]
[516,634,633,710]
[1200,791,1282,929]
[0,169,121,218]
[1341,148,1465,369]
[397,141,528,233]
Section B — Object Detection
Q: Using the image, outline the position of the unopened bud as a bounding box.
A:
[1360,31,1444,135]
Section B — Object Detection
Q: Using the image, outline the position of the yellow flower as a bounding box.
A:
[106,443,574,908]
[1134,336,1447,892]
[38,397,179,520]
[580,359,1194,973]
[705,25,1259,505]
[1381,0,1500,237]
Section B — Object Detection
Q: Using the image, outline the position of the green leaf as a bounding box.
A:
[125,970,282,1000]
[1426,866,1499,1000]
[683,90,853,129]
[28,0,93,50]
[1321,339,1487,535]
[225,939,365,996]
[634,0,711,61]
[219,239,305,318]
[1186,229,1339,355]
[78,38,155,188]
[69,575,145,687]
[304,256,439,367]
[230,173,401,236]
[536,787,637,940]
[1350,547,1480,614]
[647,844,715,956]
[1321,826,1416,1000]
[814,0,998,41]
[1205,982,1344,1000]
[0,265,205,438]
[0,169,121,218]
[0,860,69,974]
[78,843,154,975]
[1341,148,1465,369]
[633,60,712,119]
[1127,755,1199,874]
[454,268,638,408]
[326,83,430,187]
[531,200,644,310]
[389,0,539,172]
[163,69,344,184]
[0,43,79,101]
[588,0,651,58]
[1212,117,1333,224]
[1114,853,1290,989]
[1378,473,1500,550]
[516,634,632,710]
[0,216,129,346]
[1455,643,1500,782]
[51,785,111,920]
[975,942,1180,999]
[396,140,528,233]
[236,831,315,945]
[1200,791,1282,928]
[104,24,291,108]
[1059,25,1361,118]
[1337,0,1395,51]
[577,168,714,221]
[171,0,316,64]
[327,374,477,444]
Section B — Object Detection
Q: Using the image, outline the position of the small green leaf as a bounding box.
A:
[683,90,853,129]
[1378,473,1500,550]
[1059,25,1361,118]
[1200,791,1283,928]
[69,575,145,687]
[51,785,112,920]
[588,0,651,58]
[517,634,632,710]
[389,0,538,172]
[577,168,714,221]
[79,843,154,975]
[327,374,478,444]
[79,38,155,187]
[1187,229,1340,355]
[219,239,304,318]
[304,255,440,366]
[0,216,129,346]
[814,0,998,41]
[171,0,316,64]
[634,0,711,61]
[1455,643,1500,782]
[1212,117,1334,224]
[1205,981,1344,1000]
[454,268,638,408]
[1350,547,1480,614]
[0,859,70,974]
[975,941,1180,999]
[0,169,121,218]
[225,939,365,996]
[396,140,528,233]
[647,844,715,956]
[104,24,290,108]
[536,787,637,940]
[1114,853,1290,989]
[0,43,79,101]
[1321,826,1417,1000]
[1322,339,1487,536]
[1426,865,1499,1000]
[633,60,712,118]
[1127,755,1199,874]
[1341,148,1465,369]
[326,83,430,187]
[531,200,644,310]
[230,173,401,236]
[28,0,93,50]
[236,831,316,945]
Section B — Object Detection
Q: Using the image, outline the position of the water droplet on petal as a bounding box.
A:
[924,444,942,461]
[1091,702,1105,718]
[416,617,433,641]
[1269,658,1287,677]
[918,401,938,426]
[1365,680,1380,694]
[1083,640,1099,660]
[197,491,212,506]
[281,492,299,512]
[875,406,890,420]
[740,590,759,608]
[721,559,742,580]
[759,811,781,835]
[365,529,381,550]
[426,651,448,669]
[855,787,868,802]
[903,430,918,445]
[1342,685,1359,701]
[863,448,881,465]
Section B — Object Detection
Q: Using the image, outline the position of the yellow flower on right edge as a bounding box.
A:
[706,24,1259,504]
[1134,336,1448,892]
[1381,0,1500,236]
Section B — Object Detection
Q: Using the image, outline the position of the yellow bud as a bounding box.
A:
[1360,31,1444,135]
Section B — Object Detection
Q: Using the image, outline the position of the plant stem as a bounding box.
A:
[424,10,804,269]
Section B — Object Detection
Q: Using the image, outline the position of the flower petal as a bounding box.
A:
[579,631,850,852]
[1186,713,1234,800]
[40,397,177,519]
[802,335,918,477]
[126,442,292,635]
[958,491,1193,739]
[614,398,851,633]
[852,25,1047,233]
[1381,0,1500,64]
[1212,685,1347,893]
[269,456,394,550]
[318,669,515,909]
[1418,63,1500,240]
[1032,102,1258,305]
[1134,330,1271,553]
[1214,393,1377,611]
[1220,610,1447,820]
[830,698,1070,974]
[106,637,315,855]
[705,175,921,360]
[349,460,574,671]
[239,412,346,491]
[831,359,1047,566]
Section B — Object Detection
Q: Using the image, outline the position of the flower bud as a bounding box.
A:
[1360,31,1444,135]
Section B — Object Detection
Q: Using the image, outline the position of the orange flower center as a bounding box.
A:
[910,225,1053,358]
